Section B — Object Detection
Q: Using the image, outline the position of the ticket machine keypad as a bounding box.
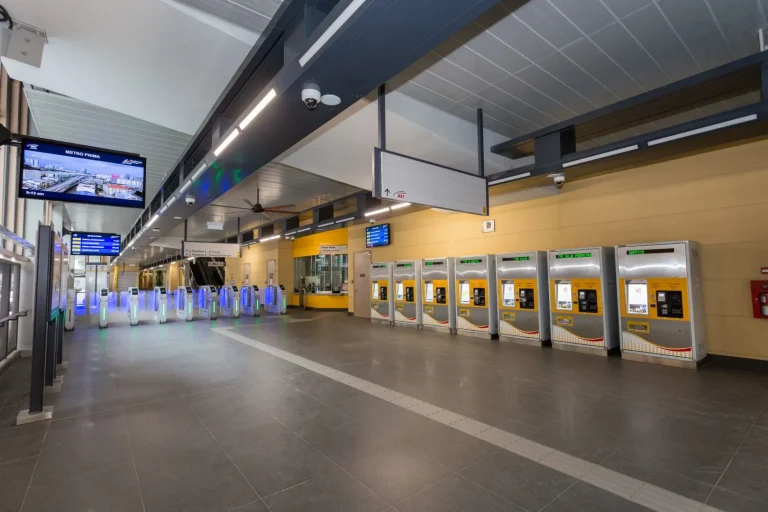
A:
[656,291,684,318]
[435,288,447,304]
[405,287,414,302]
[379,287,388,300]
[578,289,599,313]
[473,288,486,307]
[518,288,535,310]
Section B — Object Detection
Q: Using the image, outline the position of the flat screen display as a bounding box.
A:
[425,282,434,303]
[459,282,470,305]
[396,282,404,301]
[556,281,572,311]
[372,282,379,299]
[71,232,121,256]
[20,138,146,209]
[627,282,649,315]
[366,224,390,248]
[502,282,516,307]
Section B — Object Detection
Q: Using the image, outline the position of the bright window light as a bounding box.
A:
[299,0,367,67]
[364,207,390,217]
[390,202,411,210]
[239,89,277,130]
[214,130,240,157]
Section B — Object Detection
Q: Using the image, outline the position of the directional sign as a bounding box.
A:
[373,148,488,215]
[182,241,240,258]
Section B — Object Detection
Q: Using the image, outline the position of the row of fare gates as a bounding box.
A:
[92,284,288,328]
[370,241,707,369]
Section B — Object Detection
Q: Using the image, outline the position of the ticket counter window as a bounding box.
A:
[294,254,348,293]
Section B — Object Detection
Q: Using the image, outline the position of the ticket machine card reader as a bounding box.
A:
[518,289,535,310]
[127,287,139,326]
[578,289,599,313]
[655,291,684,318]
[99,288,109,329]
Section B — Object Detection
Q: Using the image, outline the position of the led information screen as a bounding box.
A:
[20,138,146,208]
[556,253,592,259]
[627,248,675,256]
[366,223,391,248]
[71,232,121,256]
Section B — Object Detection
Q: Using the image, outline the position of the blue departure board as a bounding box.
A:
[71,231,121,256]
[366,223,391,248]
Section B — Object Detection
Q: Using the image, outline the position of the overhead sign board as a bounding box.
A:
[71,231,121,256]
[373,148,488,216]
[182,241,240,258]
[319,244,348,255]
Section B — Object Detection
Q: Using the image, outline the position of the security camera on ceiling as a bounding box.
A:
[0,6,47,68]
[302,82,341,110]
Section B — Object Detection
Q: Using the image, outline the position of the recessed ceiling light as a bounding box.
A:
[174,216,182,220]
[152,228,160,232]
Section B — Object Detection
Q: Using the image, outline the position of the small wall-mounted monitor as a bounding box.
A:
[71,232,121,256]
[19,138,146,209]
[366,223,391,248]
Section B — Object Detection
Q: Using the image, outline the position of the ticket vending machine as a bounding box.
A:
[421,258,456,333]
[220,285,240,318]
[241,285,261,316]
[455,255,498,338]
[548,247,618,355]
[98,288,109,329]
[370,262,394,325]
[394,260,422,327]
[127,287,140,326]
[177,287,194,321]
[265,284,287,314]
[496,252,550,346]
[153,287,168,324]
[65,288,77,331]
[199,286,218,320]
[616,241,706,368]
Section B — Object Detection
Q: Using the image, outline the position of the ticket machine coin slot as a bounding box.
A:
[656,290,684,318]
[405,286,414,302]
[379,287,387,300]
[435,287,446,304]
[473,287,486,307]
[518,288,535,310]
[578,289,598,313]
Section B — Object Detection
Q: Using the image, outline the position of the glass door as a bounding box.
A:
[0,262,10,360]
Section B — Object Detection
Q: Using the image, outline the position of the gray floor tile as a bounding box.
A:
[707,488,768,512]
[229,501,270,512]
[395,474,524,512]
[33,429,133,483]
[461,450,577,511]
[0,423,47,464]
[263,470,389,512]
[0,456,37,495]
[337,440,453,504]
[0,487,26,512]
[200,404,276,449]
[185,386,251,418]
[408,423,499,472]
[0,405,17,430]
[23,460,141,512]
[89,492,144,512]
[227,422,337,497]
[46,408,127,444]
[717,452,768,503]
[542,481,653,511]
[601,453,714,503]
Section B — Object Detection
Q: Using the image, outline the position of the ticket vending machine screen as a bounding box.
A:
[372,282,379,298]
[396,282,404,301]
[502,282,515,307]
[131,289,139,296]
[556,282,572,310]
[425,282,434,303]
[518,289,534,309]
[459,282,470,305]
[186,287,192,293]
[627,282,649,315]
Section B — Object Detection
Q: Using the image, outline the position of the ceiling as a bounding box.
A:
[135,162,360,263]
[171,0,283,34]
[394,0,766,139]
[25,86,191,233]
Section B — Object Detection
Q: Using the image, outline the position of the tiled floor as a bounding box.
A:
[0,310,767,512]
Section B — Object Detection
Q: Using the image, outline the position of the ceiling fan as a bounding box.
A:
[211,188,300,216]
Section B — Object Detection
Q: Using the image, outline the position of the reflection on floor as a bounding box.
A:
[0,310,766,512]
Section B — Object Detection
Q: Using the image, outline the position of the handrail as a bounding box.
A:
[0,310,29,327]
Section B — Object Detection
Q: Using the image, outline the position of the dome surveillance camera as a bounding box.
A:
[302,84,321,110]
[185,195,196,205]
[552,174,566,189]
[369,219,376,224]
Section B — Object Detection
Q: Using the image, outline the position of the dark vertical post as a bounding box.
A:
[477,108,485,178]
[237,217,242,257]
[378,84,386,151]
[29,225,52,413]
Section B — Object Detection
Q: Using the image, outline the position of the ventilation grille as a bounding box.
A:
[184,128,212,177]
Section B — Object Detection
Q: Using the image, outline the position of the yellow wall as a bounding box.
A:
[292,228,348,258]
[349,138,768,361]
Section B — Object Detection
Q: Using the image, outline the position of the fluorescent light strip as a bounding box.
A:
[158,205,168,215]
[317,222,335,228]
[488,172,532,186]
[390,202,411,210]
[647,114,758,147]
[364,207,390,217]
[284,231,297,237]
[562,145,639,168]
[214,129,240,157]
[297,227,312,233]
[165,195,177,207]
[335,217,355,224]
[179,181,192,194]
[146,215,159,228]
[299,0,366,67]
[190,161,208,182]
[239,89,277,130]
